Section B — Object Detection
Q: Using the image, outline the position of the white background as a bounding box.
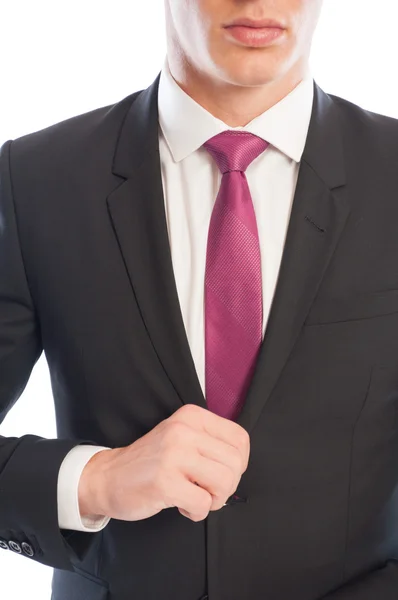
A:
[1,0,398,598]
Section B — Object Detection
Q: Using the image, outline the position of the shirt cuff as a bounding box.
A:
[57,444,111,532]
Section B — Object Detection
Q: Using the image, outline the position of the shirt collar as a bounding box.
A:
[158,57,314,164]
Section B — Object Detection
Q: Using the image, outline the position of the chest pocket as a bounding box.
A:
[305,289,398,326]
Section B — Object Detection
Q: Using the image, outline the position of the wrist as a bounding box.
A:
[78,448,113,519]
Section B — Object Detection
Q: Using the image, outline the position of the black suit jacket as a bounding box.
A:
[1,72,398,600]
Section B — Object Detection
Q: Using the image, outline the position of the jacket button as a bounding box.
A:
[0,539,9,550]
[225,493,247,505]
[21,542,35,557]
[9,541,22,553]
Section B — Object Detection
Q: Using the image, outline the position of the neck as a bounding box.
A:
[166,55,310,128]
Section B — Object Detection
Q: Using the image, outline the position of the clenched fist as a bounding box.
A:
[78,404,250,522]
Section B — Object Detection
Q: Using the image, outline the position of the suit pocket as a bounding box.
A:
[356,361,398,430]
[51,567,109,600]
[305,289,398,325]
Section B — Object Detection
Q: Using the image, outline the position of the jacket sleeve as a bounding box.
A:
[0,139,102,571]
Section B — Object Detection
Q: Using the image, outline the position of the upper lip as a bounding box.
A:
[224,18,286,29]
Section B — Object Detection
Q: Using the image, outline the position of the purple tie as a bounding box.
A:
[203,130,269,421]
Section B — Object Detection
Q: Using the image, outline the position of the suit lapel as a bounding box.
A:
[107,74,351,432]
[107,73,207,410]
[237,83,350,433]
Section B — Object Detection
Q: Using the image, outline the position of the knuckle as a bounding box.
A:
[210,494,227,511]
[177,403,201,418]
[237,427,250,449]
[195,493,212,517]
[164,420,188,445]
[201,491,213,511]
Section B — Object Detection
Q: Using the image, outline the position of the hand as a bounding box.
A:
[78,403,250,522]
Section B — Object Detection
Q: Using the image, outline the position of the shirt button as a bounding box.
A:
[21,542,35,557]
[9,541,22,554]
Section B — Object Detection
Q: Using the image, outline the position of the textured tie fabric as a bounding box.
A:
[203,131,269,421]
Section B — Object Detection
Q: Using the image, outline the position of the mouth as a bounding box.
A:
[223,18,286,48]
[223,17,286,29]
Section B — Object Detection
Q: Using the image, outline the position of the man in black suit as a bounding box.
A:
[2,0,398,598]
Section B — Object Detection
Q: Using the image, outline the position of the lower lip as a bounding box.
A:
[224,26,285,48]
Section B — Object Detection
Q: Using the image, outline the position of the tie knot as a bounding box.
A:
[203,130,269,174]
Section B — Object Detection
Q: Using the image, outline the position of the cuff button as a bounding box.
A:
[0,540,9,550]
[21,542,35,557]
[9,541,22,554]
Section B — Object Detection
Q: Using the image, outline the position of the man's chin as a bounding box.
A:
[218,65,277,88]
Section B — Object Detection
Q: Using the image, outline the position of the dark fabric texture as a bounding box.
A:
[51,566,109,600]
[1,72,398,599]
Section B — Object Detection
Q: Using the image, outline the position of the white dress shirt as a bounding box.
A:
[57,58,314,532]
